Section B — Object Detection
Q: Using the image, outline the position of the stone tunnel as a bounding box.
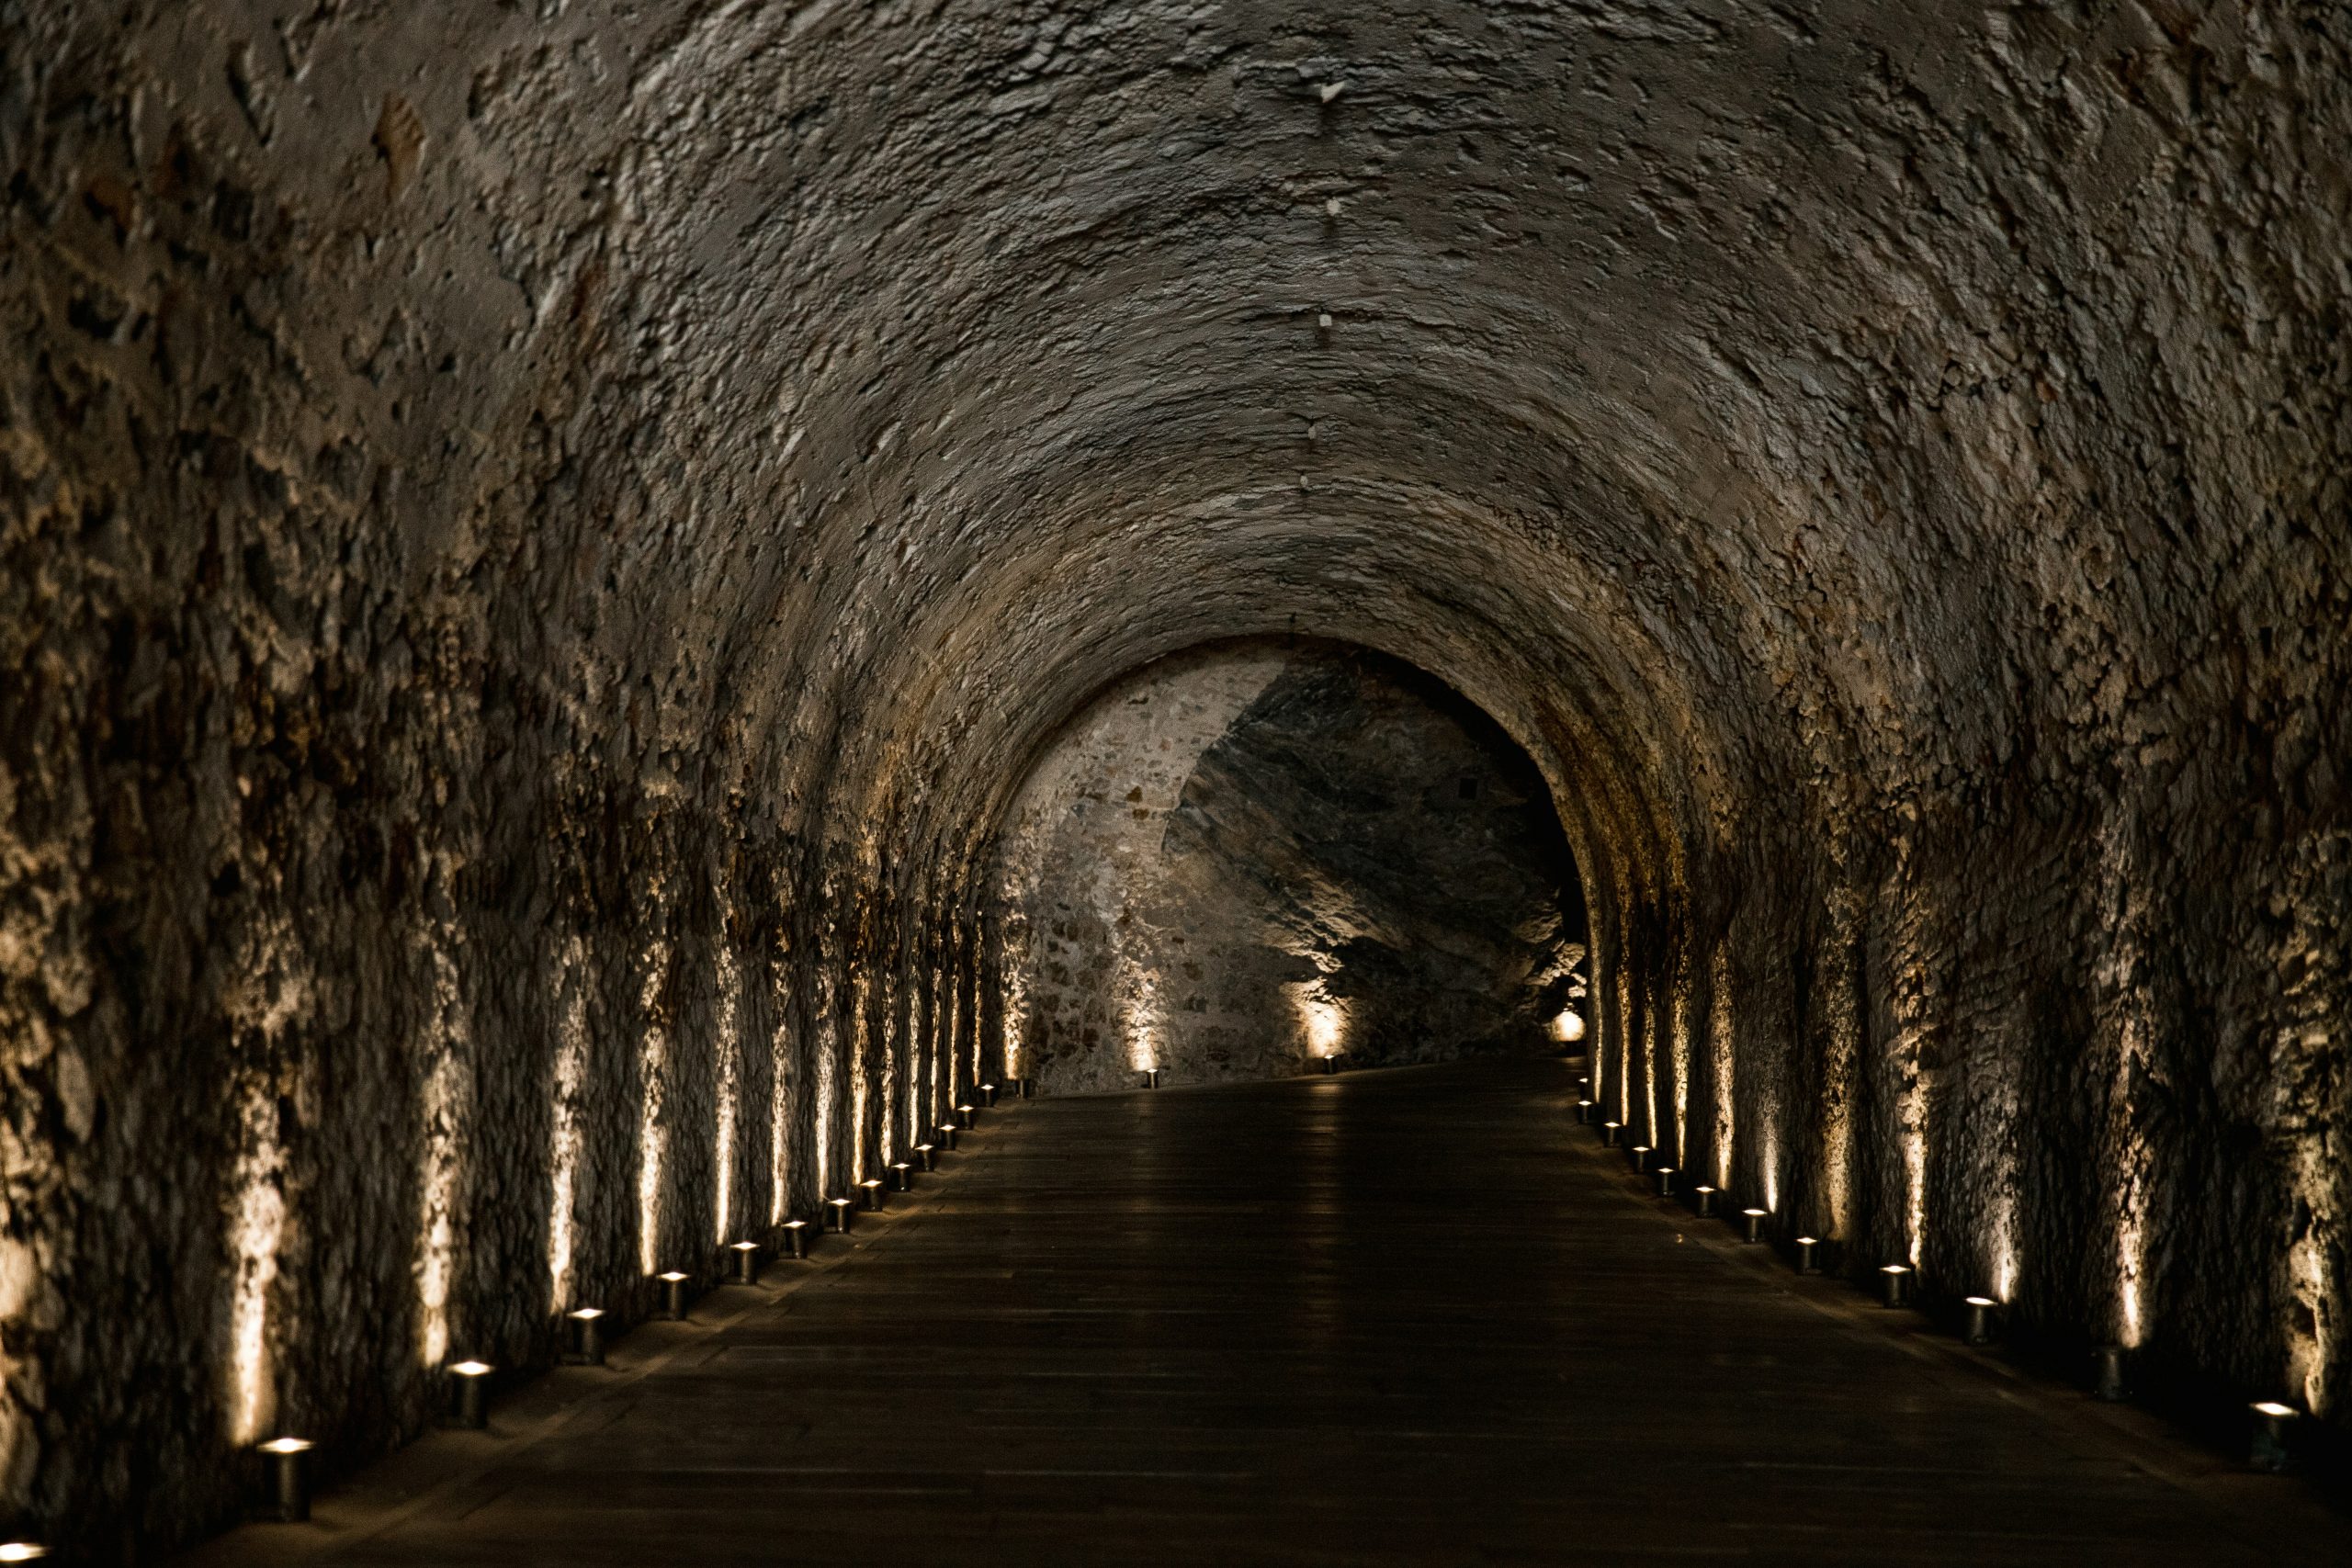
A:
[0,2,2346,1561]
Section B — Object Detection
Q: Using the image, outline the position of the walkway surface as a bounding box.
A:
[186,1059,2343,1566]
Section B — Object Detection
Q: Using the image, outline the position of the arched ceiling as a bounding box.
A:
[45,1,2337,912]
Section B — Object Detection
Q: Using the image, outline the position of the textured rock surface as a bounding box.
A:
[0,0,2347,1557]
[1001,643,1585,1093]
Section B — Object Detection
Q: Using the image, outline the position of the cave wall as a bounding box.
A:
[0,0,2347,1557]
[999,643,1586,1093]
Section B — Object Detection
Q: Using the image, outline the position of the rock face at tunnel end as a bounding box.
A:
[999,644,1589,1093]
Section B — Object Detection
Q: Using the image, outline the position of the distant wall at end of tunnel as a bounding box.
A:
[996,643,1587,1095]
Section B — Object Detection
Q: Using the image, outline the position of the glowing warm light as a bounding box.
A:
[713,947,741,1247]
[768,953,795,1225]
[1818,895,1860,1242]
[1616,970,1635,1126]
[1795,1235,1818,1246]
[926,966,947,1154]
[0,1543,49,1562]
[2251,1400,2298,1417]
[813,1002,838,1214]
[637,939,673,1278]
[2285,1120,2336,1415]
[876,967,899,1168]
[226,1083,287,1445]
[258,1437,313,1455]
[416,941,477,1368]
[657,1271,687,1284]
[567,1307,605,1323]
[1669,988,1690,1166]
[1550,1010,1586,1043]
[548,935,590,1310]
[1964,1295,1996,1309]
[1903,1123,1927,1269]
[450,1359,492,1378]
[1743,1208,1769,1219]
[1292,984,1348,1060]
[850,968,872,1183]
[1708,942,1736,1187]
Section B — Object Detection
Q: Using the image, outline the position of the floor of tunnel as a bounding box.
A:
[179,1059,2342,1567]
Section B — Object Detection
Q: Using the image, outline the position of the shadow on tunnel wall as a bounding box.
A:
[996,641,1588,1094]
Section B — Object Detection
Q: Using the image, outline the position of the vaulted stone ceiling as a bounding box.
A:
[2,1,2346,1556]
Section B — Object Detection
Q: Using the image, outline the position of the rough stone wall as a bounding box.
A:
[1000,644,1585,1093]
[1,0,2348,1555]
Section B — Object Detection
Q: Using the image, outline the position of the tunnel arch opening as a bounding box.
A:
[981,637,1591,1096]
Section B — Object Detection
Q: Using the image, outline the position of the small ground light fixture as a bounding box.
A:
[1879,1264,1913,1308]
[1601,1121,1623,1147]
[1962,1296,1996,1345]
[450,1359,492,1427]
[730,1239,762,1283]
[1653,1167,1677,1199]
[1143,1068,1161,1089]
[914,1142,938,1170]
[1575,1100,1595,1124]
[2249,1402,2299,1472]
[2093,1343,2129,1401]
[0,1543,46,1562]
[1628,1144,1651,1171]
[955,1102,977,1128]
[826,1196,855,1233]
[858,1178,885,1212]
[259,1437,313,1522]
[659,1271,690,1318]
[567,1306,606,1365]
[781,1218,810,1258]
[980,1081,1000,1107]
[1690,1185,1717,1218]
[936,1122,959,1150]
[890,1161,913,1191]
[1793,1235,1820,1274]
[1740,1208,1767,1243]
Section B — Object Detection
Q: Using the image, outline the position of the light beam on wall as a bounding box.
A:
[713,947,741,1247]
[1670,987,1691,1167]
[415,942,473,1369]
[929,964,948,1145]
[850,966,872,1182]
[1292,982,1347,1060]
[876,966,898,1167]
[813,993,837,1202]
[2286,1130,2337,1416]
[637,939,672,1278]
[1709,942,1736,1189]
[548,935,590,1308]
[767,953,794,1224]
[1613,967,1633,1124]
[226,1084,287,1445]
[220,912,309,1445]
[1819,890,1860,1246]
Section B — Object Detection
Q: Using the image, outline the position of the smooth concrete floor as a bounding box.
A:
[184,1058,2345,1565]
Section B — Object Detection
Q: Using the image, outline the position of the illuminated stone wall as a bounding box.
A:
[2,0,2347,1556]
[998,644,1585,1093]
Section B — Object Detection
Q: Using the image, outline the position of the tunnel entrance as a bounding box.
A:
[996,641,1588,1095]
